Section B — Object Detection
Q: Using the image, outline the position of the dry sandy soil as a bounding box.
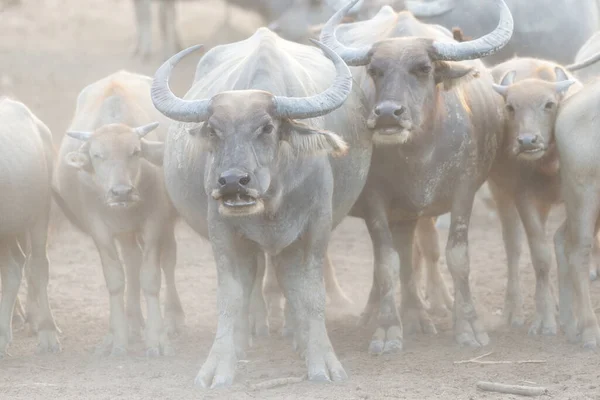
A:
[2,1,600,399]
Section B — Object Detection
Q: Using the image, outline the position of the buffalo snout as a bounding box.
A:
[217,168,252,196]
[517,134,540,150]
[107,183,139,206]
[370,101,408,129]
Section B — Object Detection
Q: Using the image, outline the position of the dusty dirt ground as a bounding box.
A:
[2,1,600,399]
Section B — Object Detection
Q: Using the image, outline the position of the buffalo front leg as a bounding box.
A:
[590,233,600,281]
[324,253,353,308]
[361,194,403,355]
[0,242,22,358]
[194,232,257,389]
[516,196,557,336]
[488,180,525,328]
[564,191,600,349]
[158,0,182,60]
[447,188,489,347]
[117,234,144,341]
[132,0,152,59]
[274,240,347,382]
[93,235,128,356]
[392,220,437,337]
[160,228,184,337]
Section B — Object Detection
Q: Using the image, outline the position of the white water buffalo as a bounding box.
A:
[0,98,60,358]
[53,71,182,357]
[553,78,600,349]
[151,32,373,386]
[320,0,512,351]
[572,32,600,83]
[487,58,581,334]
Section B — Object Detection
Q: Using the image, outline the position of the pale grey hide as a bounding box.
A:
[487,58,581,334]
[0,98,60,358]
[553,77,600,349]
[53,70,182,357]
[320,0,512,352]
[150,29,373,387]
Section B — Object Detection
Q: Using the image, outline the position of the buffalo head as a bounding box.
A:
[320,0,513,145]
[492,67,576,161]
[151,40,351,217]
[65,122,164,208]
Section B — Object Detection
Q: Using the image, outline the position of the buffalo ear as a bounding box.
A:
[434,61,479,91]
[141,139,164,166]
[65,151,90,170]
[279,119,348,157]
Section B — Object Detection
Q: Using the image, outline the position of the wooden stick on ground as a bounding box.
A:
[247,375,306,391]
[477,381,548,397]
[454,352,546,365]
[454,351,494,364]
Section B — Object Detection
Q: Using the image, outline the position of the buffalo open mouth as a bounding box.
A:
[221,193,258,208]
[517,145,547,160]
[107,200,138,209]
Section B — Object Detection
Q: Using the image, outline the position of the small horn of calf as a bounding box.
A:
[500,70,516,86]
[134,121,160,138]
[66,131,93,141]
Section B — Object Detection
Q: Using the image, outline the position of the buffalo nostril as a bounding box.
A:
[393,106,405,117]
[218,177,226,186]
[374,108,381,116]
[531,136,538,143]
[239,175,251,186]
[517,137,524,145]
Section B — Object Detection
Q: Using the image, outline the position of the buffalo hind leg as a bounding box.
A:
[515,196,557,336]
[416,217,452,316]
[249,252,269,338]
[160,228,184,337]
[393,220,436,337]
[447,185,489,347]
[0,241,22,358]
[28,215,60,354]
[488,180,525,328]
[564,190,600,348]
[590,233,600,281]
[132,0,152,59]
[158,0,182,60]
[554,221,578,340]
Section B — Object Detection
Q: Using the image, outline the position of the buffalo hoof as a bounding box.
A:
[165,309,185,338]
[528,313,557,336]
[402,306,437,336]
[36,330,61,354]
[581,325,600,350]
[145,332,174,357]
[369,326,403,355]
[455,321,490,348]
[94,334,128,357]
[307,348,347,382]
[194,349,237,389]
[590,268,599,281]
[0,333,10,359]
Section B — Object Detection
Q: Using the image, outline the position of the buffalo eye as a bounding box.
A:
[208,126,217,138]
[544,101,556,110]
[505,104,515,113]
[417,64,432,75]
[367,67,380,78]
[262,124,274,135]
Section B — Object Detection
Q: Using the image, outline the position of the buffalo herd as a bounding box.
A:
[3,0,600,390]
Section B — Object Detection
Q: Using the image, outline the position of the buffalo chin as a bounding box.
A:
[373,129,413,146]
[218,195,265,217]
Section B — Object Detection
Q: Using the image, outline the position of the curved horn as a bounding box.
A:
[554,80,576,94]
[66,131,93,141]
[500,70,516,86]
[319,0,372,66]
[431,0,513,61]
[565,51,600,72]
[405,0,455,18]
[134,122,160,138]
[273,39,353,120]
[151,45,210,123]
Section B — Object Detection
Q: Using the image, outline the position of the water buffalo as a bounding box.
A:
[406,0,599,66]
[320,0,512,351]
[53,71,182,356]
[572,32,600,83]
[553,78,600,349]
[0,98,60,358]
[151,31,373,385]
[487,58,580,334]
